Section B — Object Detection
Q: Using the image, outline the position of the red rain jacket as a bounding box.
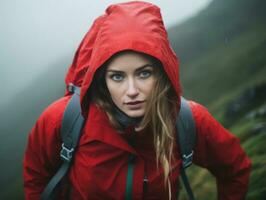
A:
[23,2,251,200]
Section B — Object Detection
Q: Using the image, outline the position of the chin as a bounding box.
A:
[124,110,145,118]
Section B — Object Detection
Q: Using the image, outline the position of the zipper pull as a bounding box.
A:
[143,174,149,199]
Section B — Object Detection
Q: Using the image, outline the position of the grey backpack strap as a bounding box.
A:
[176,97,196,200]
[41,84,84,200]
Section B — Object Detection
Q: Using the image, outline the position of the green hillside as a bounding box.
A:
[168,0,266,199]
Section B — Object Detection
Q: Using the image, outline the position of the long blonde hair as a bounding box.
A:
[89,51,179,196]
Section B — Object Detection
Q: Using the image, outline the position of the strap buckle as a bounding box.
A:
[67,83,80,95]
[60,143,74,162]
[182,150,194,168]
[67,83,75,93]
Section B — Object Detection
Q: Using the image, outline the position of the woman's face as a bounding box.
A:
[105,51,157,118]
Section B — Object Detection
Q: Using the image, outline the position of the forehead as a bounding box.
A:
[106,51,153,70]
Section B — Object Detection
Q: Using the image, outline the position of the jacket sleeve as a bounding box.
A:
[189,101,251,200]
[23,98,68,200]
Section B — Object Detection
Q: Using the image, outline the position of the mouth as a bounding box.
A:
[125,101,145,105]
[124,101,145,110]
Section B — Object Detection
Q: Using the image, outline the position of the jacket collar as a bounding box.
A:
[79,103,138,155]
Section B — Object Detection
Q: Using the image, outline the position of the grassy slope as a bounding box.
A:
[168,0,266,199]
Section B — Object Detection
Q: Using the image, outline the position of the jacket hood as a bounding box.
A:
[65,1,181,116]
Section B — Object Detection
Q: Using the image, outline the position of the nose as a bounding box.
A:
[126,78,139,98]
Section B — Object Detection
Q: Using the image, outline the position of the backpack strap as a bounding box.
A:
[41,84,84,200]
[176,97,196,200]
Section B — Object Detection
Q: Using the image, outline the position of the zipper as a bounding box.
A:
[125,154,136,200]
[143,173,149,200]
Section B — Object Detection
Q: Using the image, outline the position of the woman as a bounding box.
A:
[23,1,251,200]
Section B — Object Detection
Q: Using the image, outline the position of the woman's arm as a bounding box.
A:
[190,101,251,200]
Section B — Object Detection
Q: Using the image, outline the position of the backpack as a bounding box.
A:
[40,84,196,200]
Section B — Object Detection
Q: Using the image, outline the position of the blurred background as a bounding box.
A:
[0,0,265,199]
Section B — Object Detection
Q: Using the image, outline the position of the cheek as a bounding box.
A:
[142,78,156,94]
[106,81,124,103]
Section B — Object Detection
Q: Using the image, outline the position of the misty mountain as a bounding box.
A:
[168,0,266,106]
[0,58,68,199]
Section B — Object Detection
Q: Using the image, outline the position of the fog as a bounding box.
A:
[0,0,211,106]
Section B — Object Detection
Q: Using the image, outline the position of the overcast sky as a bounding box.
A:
[0,0,212,105]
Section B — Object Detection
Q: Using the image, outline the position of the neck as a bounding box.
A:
[113,106,142,129]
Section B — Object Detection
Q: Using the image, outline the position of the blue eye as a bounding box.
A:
[110,74,124,82]
[139,70,151,78]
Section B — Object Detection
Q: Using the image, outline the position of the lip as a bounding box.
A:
[124,101,145,110]
[125,101,145,105]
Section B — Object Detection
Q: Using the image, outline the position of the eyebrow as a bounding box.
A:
[106,64,154,73]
